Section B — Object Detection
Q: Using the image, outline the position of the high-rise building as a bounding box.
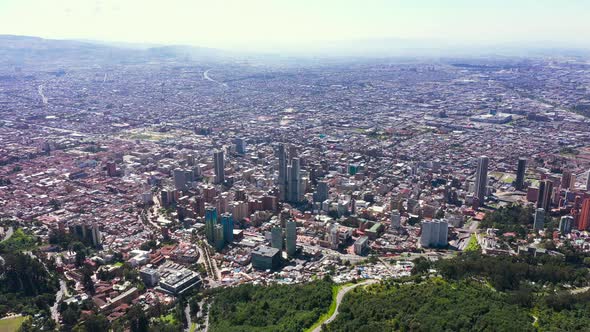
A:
[327,224,339,249]
[270,226,283,250]
[214,224,225,251]
[474,156,489,203]
[213,150,225,184]
[235,138,246,155]
[537,180,554,211]
[559,215,574,234]
[579,198,590,231]
[533,208,545,230]
[173,168,188,191]
[285,220,297,256]
[287,158,302,203]
[587,171,590,191]
[90,224,102,247]
[314,180,329,203]
[419,220,448,248]
[562,170,572,190]
[515,158,527,190]
[221,212,234,243]
[391,210,401,229]
[205,206,218,244]
[277,143,288,201]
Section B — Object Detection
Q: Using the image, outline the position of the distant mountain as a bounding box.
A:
[0,35,236,69]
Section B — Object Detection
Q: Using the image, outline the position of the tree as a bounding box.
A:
[81,267,95,295]
[128,305,149,332]
[83,314,109,332]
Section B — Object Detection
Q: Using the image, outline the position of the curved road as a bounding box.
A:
[1,226,13,242]
[312,279,378,332]
[203,69,228,88]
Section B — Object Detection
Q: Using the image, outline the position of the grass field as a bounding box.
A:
[0,316,27,332]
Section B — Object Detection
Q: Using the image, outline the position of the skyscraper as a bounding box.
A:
[391,210,401,229]
[221,212,234,243]
[285,220,297,256]
[474,156,489,203]
[277,143,288,201]
[515,158,527,190]
[235,138,246,155]
[205,206,218,244]
[314,180,329,203]
[214,150,225,184]
[533,208,545,230]
[562,170,572,190]
[287,158,302,203]
[271,226,283,250]
[579,198,590,231]
[214,224,225,251]
[537,180,553,211]
[173,168,191,191]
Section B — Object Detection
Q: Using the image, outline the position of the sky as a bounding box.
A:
[0,0,589,51]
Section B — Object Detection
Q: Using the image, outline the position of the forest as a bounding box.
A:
[325,253,590,331]
[209,278,333,332]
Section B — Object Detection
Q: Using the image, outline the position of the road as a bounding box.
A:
[50,280,68,323]
[184,303,192,332]
[203,69,228,88]
[1,226,14,242]
[38,85,48,104]
[312,280,378,332]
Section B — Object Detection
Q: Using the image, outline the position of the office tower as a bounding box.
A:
[214,224,225,251]
[221,212,234,243]
[474,156,489,203]
[314,180,329,203]
[90,224,101,247]
[213,150,225,184]
[277,143,288,201]
[271,226,283,250]
[569,173,577,190]
[205,206,218,244]
[173,168,187,191]
[559,215,574,234]
[285,220,297,256]
[287,158,302,203]
[515,158,526,190]
[537,180,553,211]
[419,220,449,248]
[562,170,572,189]
[579,198,590,231]
[533,208,545,230]
[391,210,401,228]
[235,138,246,155]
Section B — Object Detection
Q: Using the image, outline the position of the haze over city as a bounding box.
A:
[1,0,590,53]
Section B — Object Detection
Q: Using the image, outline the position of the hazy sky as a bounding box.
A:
[1,0,589,50]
